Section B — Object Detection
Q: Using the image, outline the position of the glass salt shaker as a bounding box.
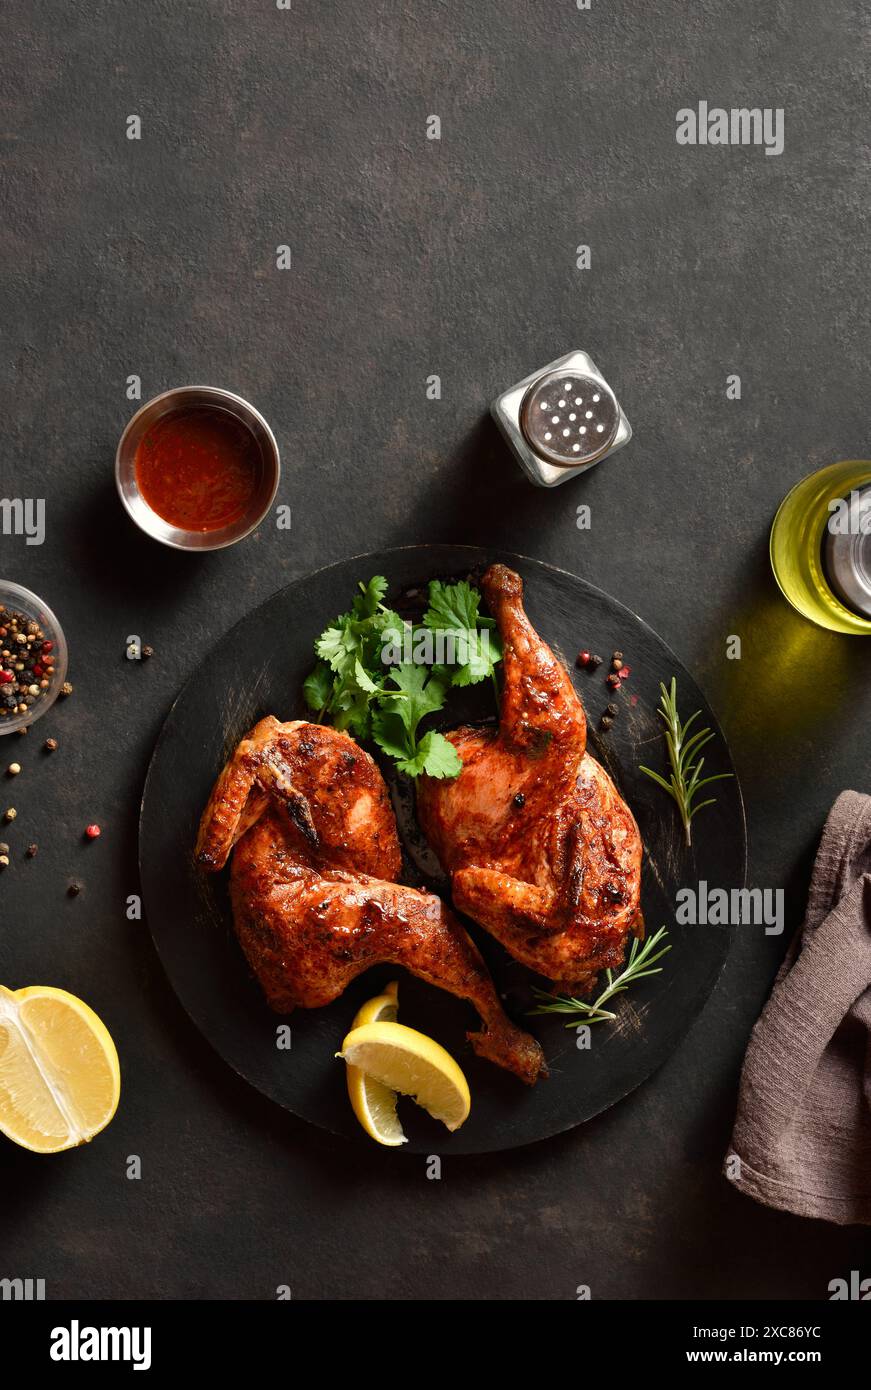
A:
[491,350,632,488]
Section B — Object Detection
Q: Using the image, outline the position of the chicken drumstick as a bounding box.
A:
[416,565,643,992]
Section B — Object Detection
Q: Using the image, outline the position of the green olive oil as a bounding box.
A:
[770,460,871,635]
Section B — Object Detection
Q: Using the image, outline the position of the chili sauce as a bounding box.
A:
[134,406,260,532]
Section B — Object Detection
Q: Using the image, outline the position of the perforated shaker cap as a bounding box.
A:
[520,371,619,468]
[823,483,871,619]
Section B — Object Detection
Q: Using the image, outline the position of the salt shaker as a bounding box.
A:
[491,350,632,488]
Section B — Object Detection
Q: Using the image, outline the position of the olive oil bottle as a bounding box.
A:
[770,460,871,635]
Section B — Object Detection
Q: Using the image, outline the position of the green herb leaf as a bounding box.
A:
[370,665,455,776]
[370,708,412,763]
[423,580,502,686]
[424,579,483,632]
[351,575,389,620]
[315,617,357,671]
[302,661,333,713]
[397,729,463,779]
[380,662,449,734]
[353,658,381,695]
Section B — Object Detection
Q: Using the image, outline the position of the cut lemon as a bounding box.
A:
[351,980,399,1030]
[345,982,406,1146]
[339,1021,470,1134]
[0,985,120,1154]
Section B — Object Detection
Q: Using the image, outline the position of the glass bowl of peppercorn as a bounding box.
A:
[0,582,68,734]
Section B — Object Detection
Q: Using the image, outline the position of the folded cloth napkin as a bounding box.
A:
[725,789,871,1225]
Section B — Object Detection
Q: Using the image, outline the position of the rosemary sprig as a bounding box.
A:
[639,677,732,847]
[529,927,672,1026]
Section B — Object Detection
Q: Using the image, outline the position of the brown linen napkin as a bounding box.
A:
[725,790,871,1225]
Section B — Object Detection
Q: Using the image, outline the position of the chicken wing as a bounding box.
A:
[416,565,643,991]
[197,716,545,1084]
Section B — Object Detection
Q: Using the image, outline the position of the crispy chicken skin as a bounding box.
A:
[196,716,545,1084]
[416,565,643,991]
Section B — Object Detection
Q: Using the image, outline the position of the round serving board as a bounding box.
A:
[140,546,746,1154]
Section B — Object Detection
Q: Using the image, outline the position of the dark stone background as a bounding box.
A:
[2,0,870,1299]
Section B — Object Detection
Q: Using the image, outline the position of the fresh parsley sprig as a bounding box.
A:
[371,664,461,778]
[303,575,501,780]
[639,678,732,848]
[423,579,501,687]
[529,927,671,1026]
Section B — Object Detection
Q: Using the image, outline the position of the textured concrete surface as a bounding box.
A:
[1,0,870,1298]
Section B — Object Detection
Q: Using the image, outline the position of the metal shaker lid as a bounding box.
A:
[520,371,619,468]
[823,483,871,619]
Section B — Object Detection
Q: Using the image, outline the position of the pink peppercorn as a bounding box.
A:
[84,824,101,840]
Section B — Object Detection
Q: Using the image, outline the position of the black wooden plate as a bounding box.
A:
[140,546,746,1154]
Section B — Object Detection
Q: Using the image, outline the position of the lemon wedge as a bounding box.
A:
[0,985,120,1154]
[340,1020,471,1134]
[345,982,406,1146]
[351,980,400,1030]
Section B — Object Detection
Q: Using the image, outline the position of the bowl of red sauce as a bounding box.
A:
[116,386,280,551]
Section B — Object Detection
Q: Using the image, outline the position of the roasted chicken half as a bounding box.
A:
[196,716,545,1084]
[417,565,643,992]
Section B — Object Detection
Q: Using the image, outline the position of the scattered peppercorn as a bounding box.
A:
[600,714,614,731]
[43,737,58,752]
[85,824,101,840]
[0,855,9,870]
[611,656,623,672]
[606,702,619,717]
[60,682,73,697]
[25,844,37,858]
[589,654,603,669]
[576,650,591,669]
[611,650,623,665]
[7,763,20,776]
[4,807,16,822]
[67,881,82,897]
[607,673,622,690]
[513,792,525,809]
[18,726,27,736]
[142,645,155,659]
[0,843,8,855]
[618,664,631,680]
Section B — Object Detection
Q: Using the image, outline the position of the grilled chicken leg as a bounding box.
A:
[197,717,545,1083]
[417,565,643,991]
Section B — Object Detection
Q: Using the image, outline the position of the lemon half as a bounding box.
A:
[340,1019,470,1134]
[0,985,120,1154]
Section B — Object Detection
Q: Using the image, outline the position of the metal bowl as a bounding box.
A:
[115,386,280,552]
[0,581,68,735]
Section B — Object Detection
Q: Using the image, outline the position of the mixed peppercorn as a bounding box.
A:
[0,604,109,895]
[0,606,57,720]
[576,646,633,731]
